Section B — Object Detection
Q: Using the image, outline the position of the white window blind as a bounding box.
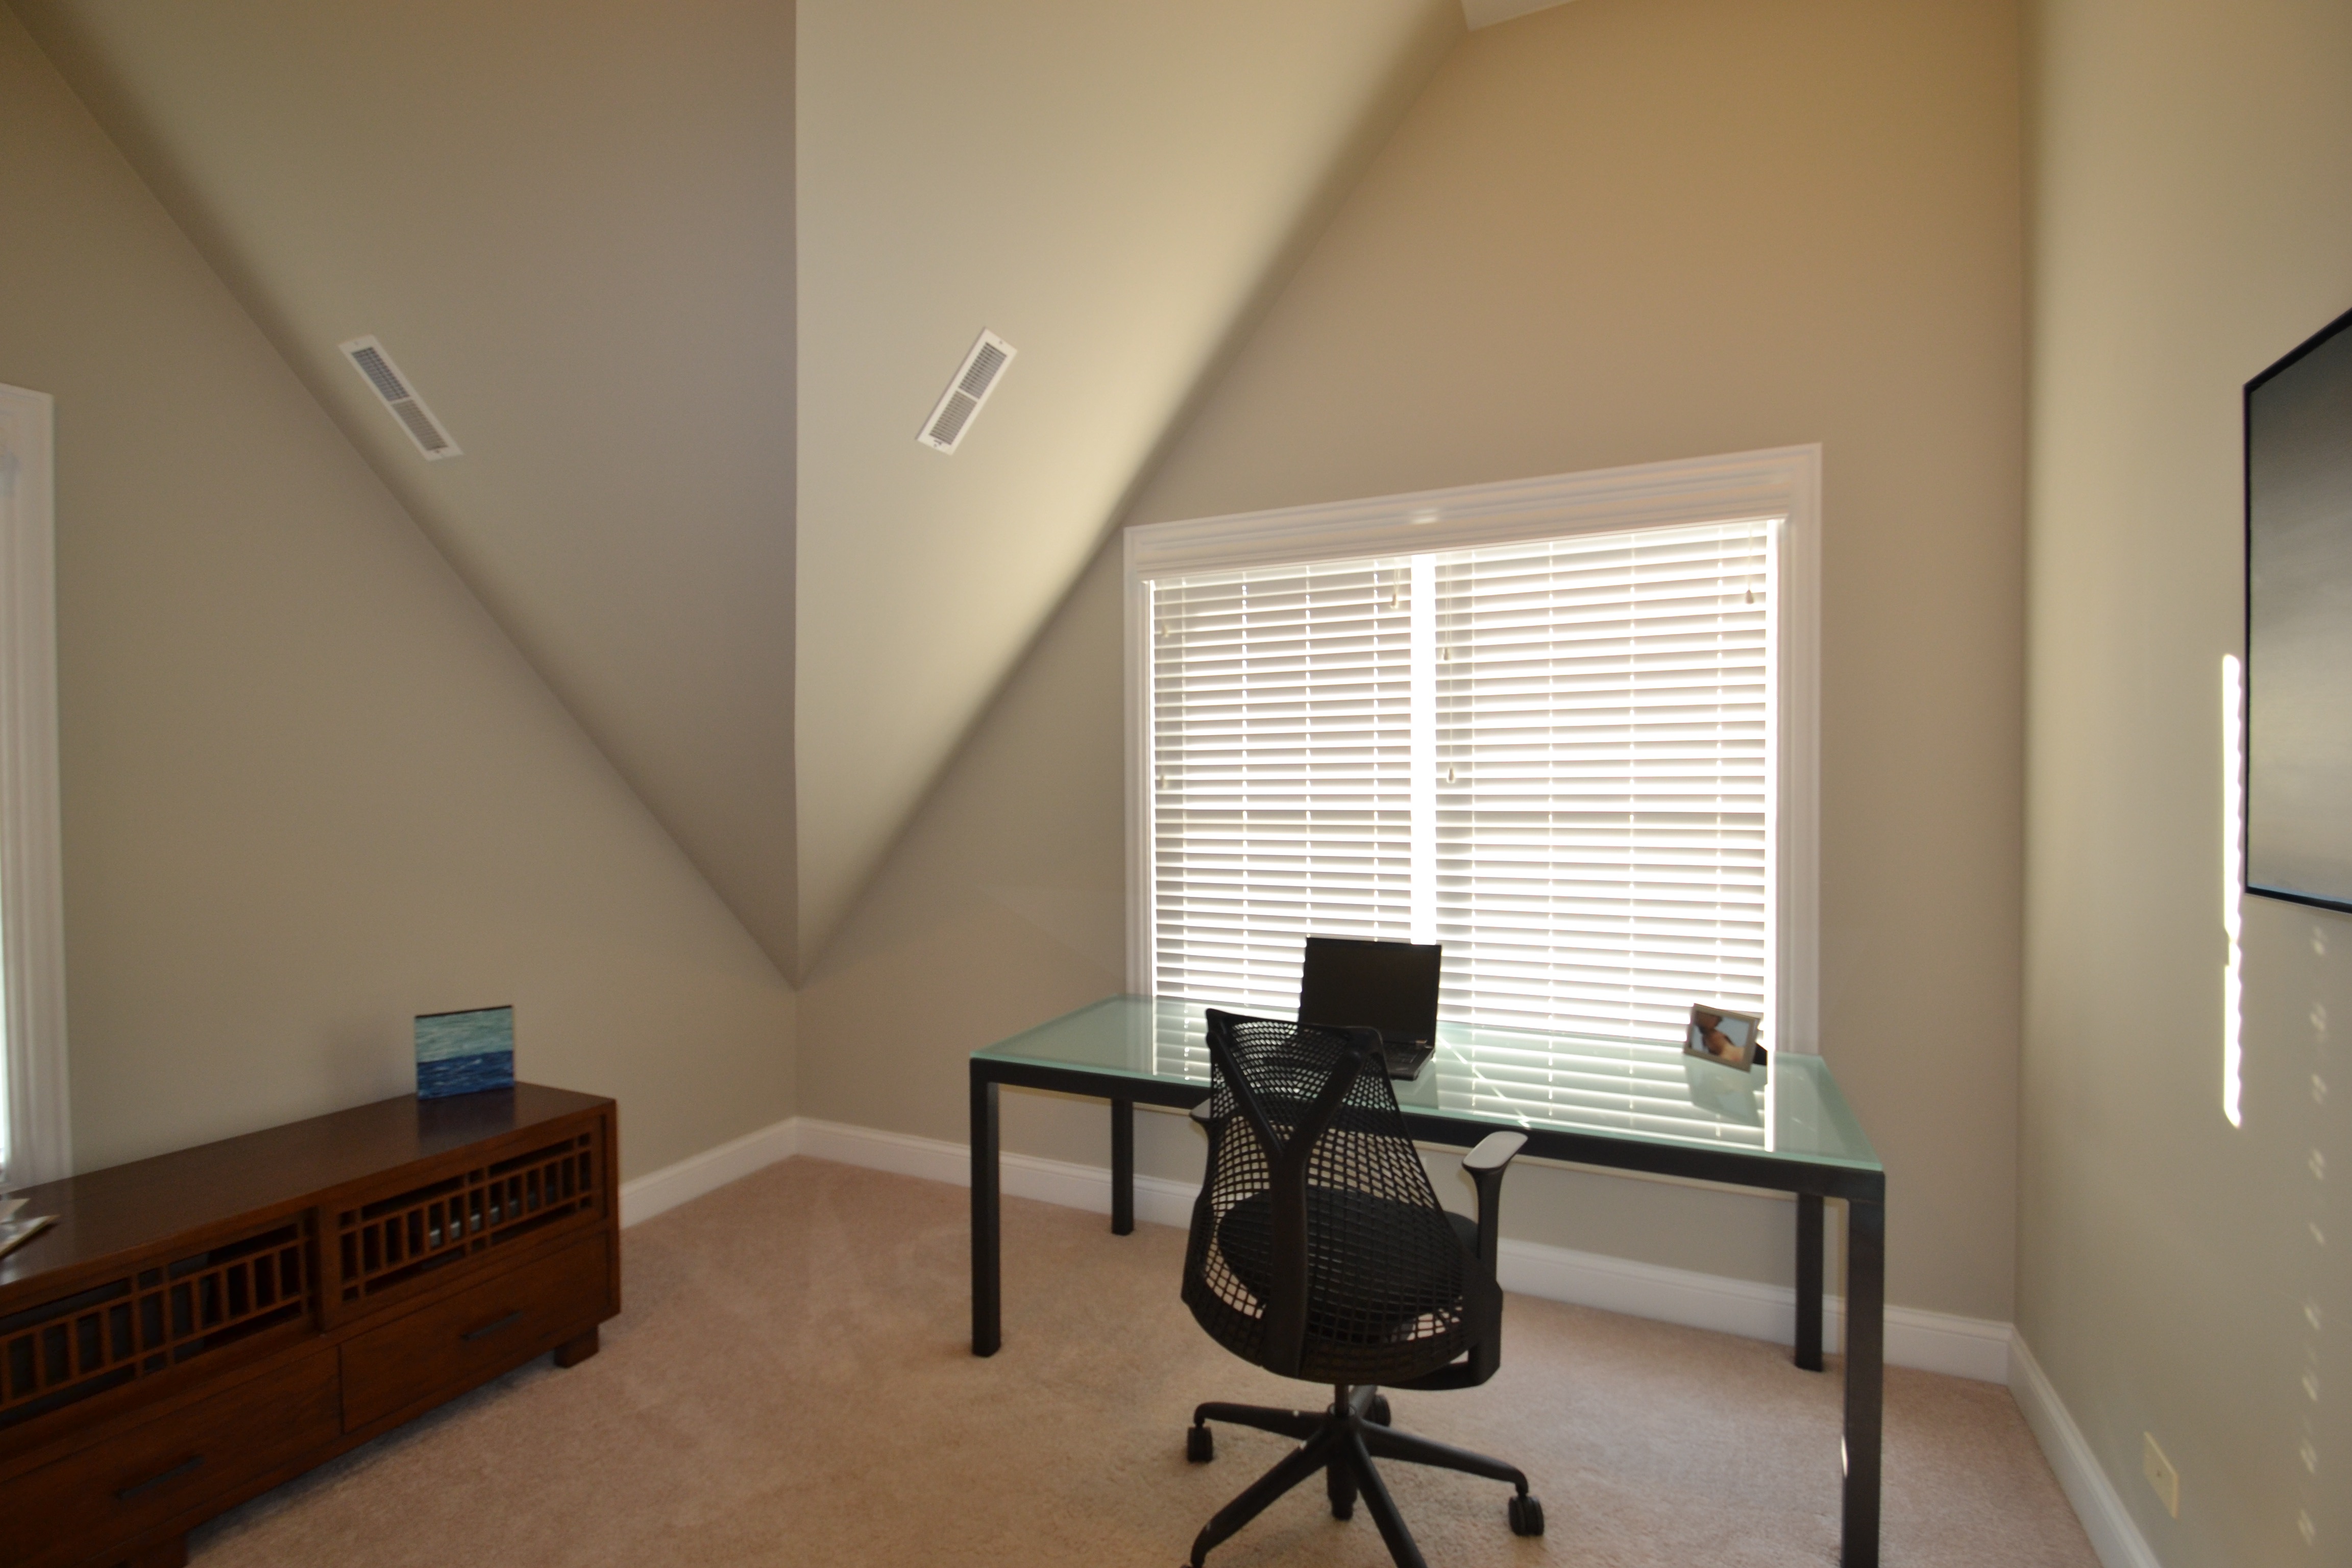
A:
[1149,557,1415,1013]
[1144,516,1776,1056]
[1432,521,1772,1045]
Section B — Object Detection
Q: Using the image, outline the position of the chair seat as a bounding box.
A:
[1214,1187,1474,1348]
[1179,1009,1533,1568]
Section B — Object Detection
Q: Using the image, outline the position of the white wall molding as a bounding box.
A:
[0,384,68,1189]
[619,1115,802,1228]
[2009,1334,2163,1568]
[795,1117,1206,1228]
[651,1115,2013,1383]
[1877,1303,2014,1385]
[1492,1238,2013,1383]
[1123,446,1822,581]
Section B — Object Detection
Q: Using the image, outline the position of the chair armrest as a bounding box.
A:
[1461,1132,1526,1278]
[1460,1131,1525,1385]
[1462,1131,1526,1174]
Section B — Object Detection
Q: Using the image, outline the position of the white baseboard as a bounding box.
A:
[793,1116,1203,1227]
[619,1115,802,1228]
[1490,1237,2012,1382]
[780,1116,2012,1382]
[1878,1301,2014,1384]
[2009,1334,2162,1568]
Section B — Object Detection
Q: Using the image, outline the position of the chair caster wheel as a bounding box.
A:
[1366,1394,1391,1426]
[1508,1493,1545,1537]
[1187,1424,1215,1463]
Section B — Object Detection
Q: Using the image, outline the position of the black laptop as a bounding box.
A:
[1297,936,1444,1080]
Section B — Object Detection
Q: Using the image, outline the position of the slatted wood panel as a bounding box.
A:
[334,1132,600,1307]
[0,1220,311,1433]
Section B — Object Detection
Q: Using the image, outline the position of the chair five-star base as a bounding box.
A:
[1183,1383,1544,1568]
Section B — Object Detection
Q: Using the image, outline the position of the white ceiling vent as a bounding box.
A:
[338,336,461,460]
[918,330,1016,454]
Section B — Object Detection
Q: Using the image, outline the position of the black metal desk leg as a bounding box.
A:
[1841,1197,1884,1567]
[1796,1192,1825,1371]
[1110,1098,1135,1235]
[971,1070,1001,1357]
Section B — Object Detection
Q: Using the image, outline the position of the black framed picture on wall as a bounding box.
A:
[2246,303,2352,912]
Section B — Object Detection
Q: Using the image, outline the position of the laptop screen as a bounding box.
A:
[1296,937,1443,1045]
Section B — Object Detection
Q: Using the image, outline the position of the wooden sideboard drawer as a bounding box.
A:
[341,1233,608,1433]
[4,1349,338,1568]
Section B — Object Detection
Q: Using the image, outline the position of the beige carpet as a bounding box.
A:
[189,1160,2095,1567]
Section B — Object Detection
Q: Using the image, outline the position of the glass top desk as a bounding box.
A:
[970,995,1888,1566]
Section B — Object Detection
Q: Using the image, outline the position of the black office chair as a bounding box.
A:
[1179,1008,1541,1568]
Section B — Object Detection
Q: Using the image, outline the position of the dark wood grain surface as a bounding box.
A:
[340,1233,610,1431]
[2,1348,338,1568]
[0,1086,619,1568]
[0,1085,608,1294]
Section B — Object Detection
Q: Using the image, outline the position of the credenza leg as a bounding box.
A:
[553,1327,600,1368]
[111,1535,187,1567]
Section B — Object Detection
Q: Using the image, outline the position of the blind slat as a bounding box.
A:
[1149,519,1776,1056]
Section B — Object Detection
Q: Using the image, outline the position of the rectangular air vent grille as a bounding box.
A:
[339,336,461,460]
[918,330,1016,454]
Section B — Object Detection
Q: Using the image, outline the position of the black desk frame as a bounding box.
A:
[970,1053,1887,1568]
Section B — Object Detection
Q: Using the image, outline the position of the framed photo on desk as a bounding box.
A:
[1684,1003,1761,1070]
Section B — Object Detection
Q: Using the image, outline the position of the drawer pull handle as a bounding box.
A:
[463,1309,524,1342]
[117,1454,205,1502]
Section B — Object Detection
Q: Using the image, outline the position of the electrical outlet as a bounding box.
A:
[2143,1432,2180,1518]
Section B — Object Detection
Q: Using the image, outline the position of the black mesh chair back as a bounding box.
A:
[1181,1009,1497,1387]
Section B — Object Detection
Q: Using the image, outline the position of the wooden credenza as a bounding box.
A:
[0,1084,619,1568]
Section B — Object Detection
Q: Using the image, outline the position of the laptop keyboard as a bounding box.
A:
[1379,1040,1434,1080]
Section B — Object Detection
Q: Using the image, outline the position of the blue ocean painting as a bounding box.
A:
[415,1006,516,1099]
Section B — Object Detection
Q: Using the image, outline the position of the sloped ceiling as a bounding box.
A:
[12,0,1462,977]
[795,0,1459,963]
[11,0,802,963]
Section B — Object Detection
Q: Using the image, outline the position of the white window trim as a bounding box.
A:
[1123,444,1821,1053]
[0,384,69,1186]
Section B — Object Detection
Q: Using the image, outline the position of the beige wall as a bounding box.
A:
[2022,0,2352,1558]
[0,8,795,1180]
[794,0,1459,969]
[803,0,2026,1319]
[13,0,803,974]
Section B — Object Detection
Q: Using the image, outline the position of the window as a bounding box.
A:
[0,383,68,1189]
[1125,448,1818,1069]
